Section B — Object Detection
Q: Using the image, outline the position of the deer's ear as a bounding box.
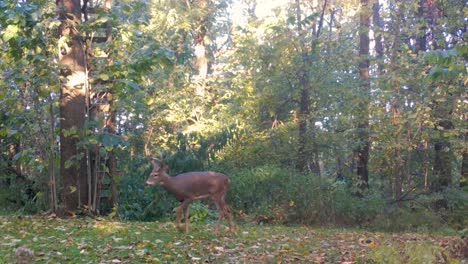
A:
[161,163,169,172]
[150,159,161,170]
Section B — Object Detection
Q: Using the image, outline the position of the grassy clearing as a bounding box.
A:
[0,215,466,263]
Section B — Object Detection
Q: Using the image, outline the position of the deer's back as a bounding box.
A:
[166,171,230,200]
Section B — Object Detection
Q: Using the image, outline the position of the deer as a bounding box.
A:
[145,159,234,234]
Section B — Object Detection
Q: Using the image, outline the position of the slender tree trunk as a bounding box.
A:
[107,103,119,215]
[57,0,88,213]
[416,0,428,53]
[356,0,371,190]
[104,0,118,215]
[48,102,58,212]
[389,0,405,205]
[194,0,210,96]
[296,0,309,173]
[461,151,468,188]
[432,113,454,191]
[372,0,384,62]
[297,77,311,172]
[295,0,326,175]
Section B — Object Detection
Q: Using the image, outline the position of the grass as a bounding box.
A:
[0,215,466,263]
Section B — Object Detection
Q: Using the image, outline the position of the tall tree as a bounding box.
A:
[296,0,327,175]
[388,0,405,204]
[57,0,88,212]
[355,0,371,190]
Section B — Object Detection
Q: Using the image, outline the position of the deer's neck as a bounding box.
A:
[159,173,172,186]
[159,174,187,201]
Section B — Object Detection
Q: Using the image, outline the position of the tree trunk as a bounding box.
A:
[107,106,119,215]
[461,151,468,188]
[355,0,371,190]
[297,77,311,173]
[57,0,87,213]
[389,0,405,205]
[295,0,326,175]
[372,0,384,61]
[104,0,118,215]
[295,0,311,173]
[48,102,58,213]
[432,118,454,191]
[416,0,428,53]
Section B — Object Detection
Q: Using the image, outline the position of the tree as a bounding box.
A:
[57,0,88,212]
[355,0,371,190]
[295,0,328,175]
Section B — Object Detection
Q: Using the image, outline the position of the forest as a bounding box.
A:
[0,0,467,262]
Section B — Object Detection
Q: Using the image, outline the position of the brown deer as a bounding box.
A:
[145,159,234,234]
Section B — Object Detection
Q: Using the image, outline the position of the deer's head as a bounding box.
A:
[146,159,167,186]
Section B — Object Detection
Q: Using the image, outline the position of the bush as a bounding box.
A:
[437,187,468,229]
[118,157,176,220]
[226,165,385,226]
[0,171,39,214]
[368,188,468,232]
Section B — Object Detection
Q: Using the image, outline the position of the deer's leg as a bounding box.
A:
[176,199,192,233]
[183,202,190,234]
[222,203,234,232]
[214,195,230,234]
[175,204,184,232]
[176,199,193,234]
[220,194,234,233]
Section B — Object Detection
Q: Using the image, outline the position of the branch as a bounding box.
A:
[315,0,329,38]
[144,127,154,157]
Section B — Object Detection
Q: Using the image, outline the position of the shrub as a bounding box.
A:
[226,165,385,226]
[118,158,176,220]
[0,171,39,214]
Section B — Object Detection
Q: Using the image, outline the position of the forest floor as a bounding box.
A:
[0,215,466,263]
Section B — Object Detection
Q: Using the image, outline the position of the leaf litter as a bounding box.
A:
[0,215,465,263]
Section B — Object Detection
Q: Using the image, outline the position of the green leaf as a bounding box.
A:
[12,153,21,161]
[99,133,127,147]
[99,147,108,156]
[2,25,19,42]
[97,73,110,81]
[7,129,18,136]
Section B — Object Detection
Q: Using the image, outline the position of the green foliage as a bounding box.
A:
[117,158,175,221]
[371,206,445,233]
[369,242,449,264]
[227,165,385,226]
[188,201,218,223]
[0,172,39,213]
[368,188,468,232]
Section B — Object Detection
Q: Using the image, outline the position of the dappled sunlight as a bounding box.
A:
[92,220,125,234]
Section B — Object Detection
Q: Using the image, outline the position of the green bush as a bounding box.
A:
[227,165,385,226]
[437,187,468,229]
[0,171,39,214]
[188,201,218,223]
[118,158,176,220]
[368,188,468,232]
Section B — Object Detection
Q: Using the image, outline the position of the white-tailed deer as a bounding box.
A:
[145,159,234,234]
